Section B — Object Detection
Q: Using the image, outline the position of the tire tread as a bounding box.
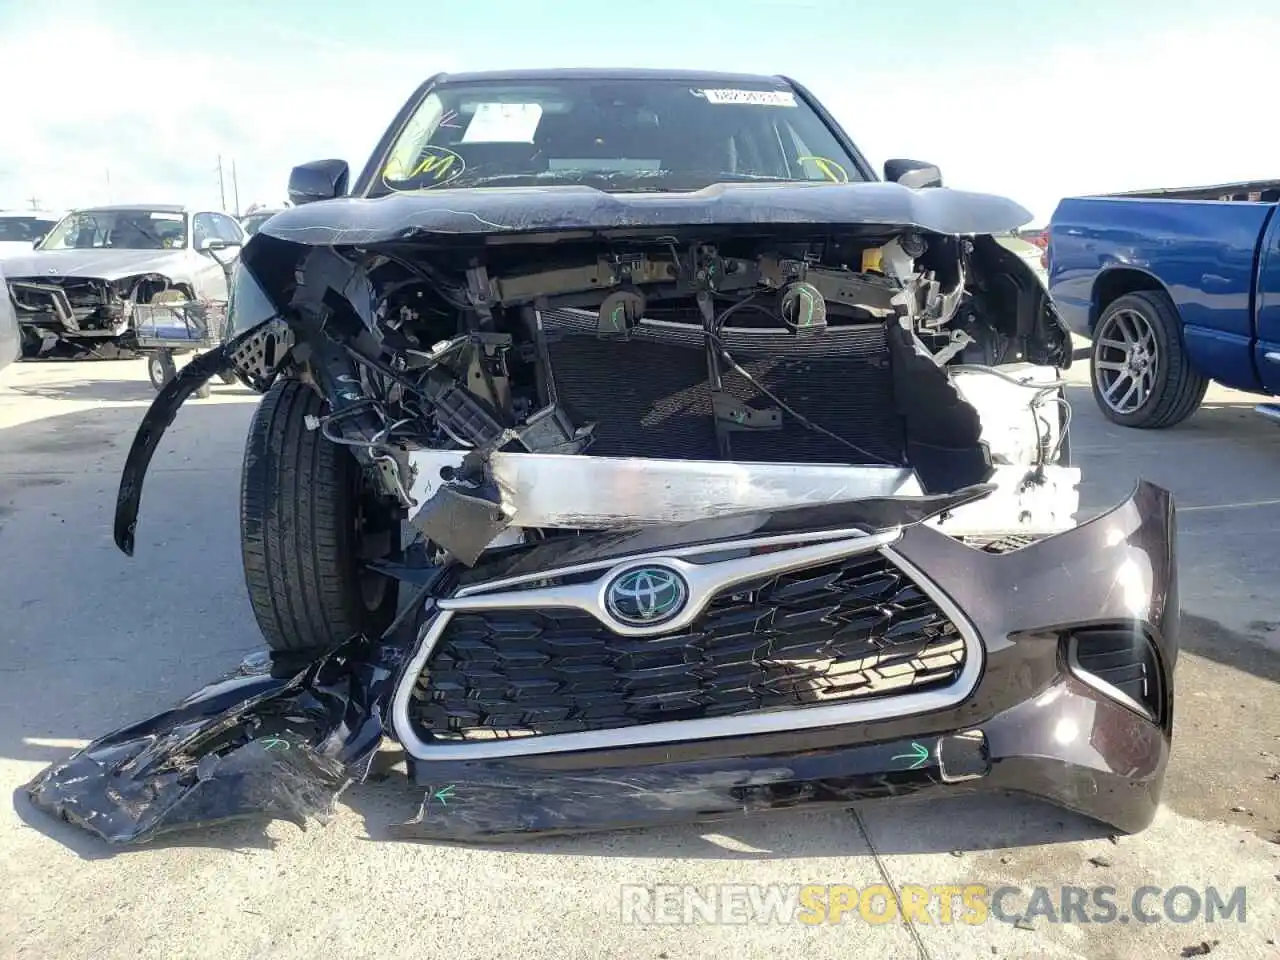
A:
[240,379,391,652]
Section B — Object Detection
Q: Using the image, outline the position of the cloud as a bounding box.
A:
[4,7,1278,225]
[0,10,453,212]
[807,17,1280,222]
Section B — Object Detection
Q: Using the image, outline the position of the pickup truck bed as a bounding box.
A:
[1048,195,1280,427]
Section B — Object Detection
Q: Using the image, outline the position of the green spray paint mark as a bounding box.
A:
[431,784,457,807]
[891,742,931,770]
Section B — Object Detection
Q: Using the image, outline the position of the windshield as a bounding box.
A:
[38,209,188,251]
[0,217,58,243]
[372,78,867,196]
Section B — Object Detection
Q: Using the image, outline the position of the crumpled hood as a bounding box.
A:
[1,247,187,281]
[259,180,1034,246]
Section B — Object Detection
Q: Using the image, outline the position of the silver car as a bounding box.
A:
[3,204,244,358]
[0,263,19,372]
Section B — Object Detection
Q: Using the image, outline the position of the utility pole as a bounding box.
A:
[26,196,41,211]
[231,158,241,217]
[216,155,227,211]
[105,168,112,202]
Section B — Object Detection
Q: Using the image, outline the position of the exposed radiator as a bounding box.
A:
[539,308,907,464]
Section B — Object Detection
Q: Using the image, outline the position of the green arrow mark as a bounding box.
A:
[432,784,456,807]
[890,742,931,770]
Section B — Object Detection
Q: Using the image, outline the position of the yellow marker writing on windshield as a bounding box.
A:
[383,147,465,188]
[797,156,850,184]
[410,153,456,180]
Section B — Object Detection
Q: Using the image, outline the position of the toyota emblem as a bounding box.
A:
[604,565,689,628]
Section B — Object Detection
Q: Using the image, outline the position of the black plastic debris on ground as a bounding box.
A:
[23,636,401,845]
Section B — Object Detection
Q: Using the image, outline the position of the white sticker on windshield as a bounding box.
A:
[461,103,544,143]
[149,212,184,221]
[696,88,797,107]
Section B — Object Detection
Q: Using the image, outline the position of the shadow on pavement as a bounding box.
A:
[4,377,252,405]
[1179,613,1280,684]
[14,353,140,365]
[1064,381,1280,686]
[1,401,262,858]
[7,380,156,404]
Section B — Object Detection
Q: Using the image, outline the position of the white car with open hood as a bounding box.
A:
[3,204,244,358]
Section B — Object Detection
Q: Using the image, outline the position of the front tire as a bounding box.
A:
[240,379,401,653]
[1090,290,1207,428]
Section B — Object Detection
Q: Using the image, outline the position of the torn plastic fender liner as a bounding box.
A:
[23,635,401,845]
[114,343,230,556]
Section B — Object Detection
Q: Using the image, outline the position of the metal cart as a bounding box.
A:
[133,299,235,399]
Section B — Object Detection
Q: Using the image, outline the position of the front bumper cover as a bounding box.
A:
[388,479,1175,840]
[9,279,132,341]
[30,479,1176,846]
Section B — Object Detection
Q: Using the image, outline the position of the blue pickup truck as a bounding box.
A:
[1047,193,1280,427]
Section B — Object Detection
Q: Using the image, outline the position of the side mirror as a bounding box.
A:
[288,159,350,206]
[884,159,943,189]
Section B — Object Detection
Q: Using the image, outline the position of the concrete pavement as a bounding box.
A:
[0,357,1276,959]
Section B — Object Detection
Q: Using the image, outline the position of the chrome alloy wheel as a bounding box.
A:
[1094,307,1159,415]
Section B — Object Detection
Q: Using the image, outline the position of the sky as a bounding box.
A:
[2,0,1277,225]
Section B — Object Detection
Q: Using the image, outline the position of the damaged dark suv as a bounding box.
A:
[107,69,1179,840]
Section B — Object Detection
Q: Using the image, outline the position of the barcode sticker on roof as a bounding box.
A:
[696,88,797,107]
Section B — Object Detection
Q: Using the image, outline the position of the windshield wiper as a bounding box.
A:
[453,170,664,189]
[442,169,819,192]
[705,173,794,182]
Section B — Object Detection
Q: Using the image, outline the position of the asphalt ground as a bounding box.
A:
[0,352,1277,959]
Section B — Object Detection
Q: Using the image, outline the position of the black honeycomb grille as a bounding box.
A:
[408,552,966,741]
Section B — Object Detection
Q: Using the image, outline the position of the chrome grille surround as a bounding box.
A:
[390,529,985,761]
